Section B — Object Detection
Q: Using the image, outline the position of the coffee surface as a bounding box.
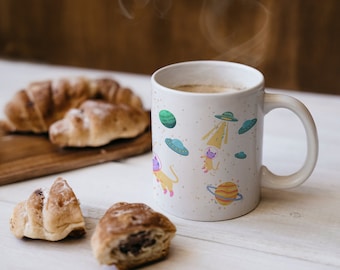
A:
[173,84,238,93]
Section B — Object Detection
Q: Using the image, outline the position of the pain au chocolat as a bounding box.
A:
[91,202,176,269]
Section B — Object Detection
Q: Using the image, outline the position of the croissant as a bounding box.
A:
[10,177,86,241]
[0,78,144,133]
[49,100,149,147]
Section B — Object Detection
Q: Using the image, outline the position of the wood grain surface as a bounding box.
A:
[0,128,151,186]
[0,0,339,94]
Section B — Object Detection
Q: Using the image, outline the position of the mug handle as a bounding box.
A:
[261,93,319,189]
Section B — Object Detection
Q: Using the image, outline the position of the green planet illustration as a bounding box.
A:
[159,110,176,128]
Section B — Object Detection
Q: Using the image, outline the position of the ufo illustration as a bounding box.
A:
[165,138,189,156]
[214,111,238,122]
[207,181,243,206]
[235,151,247,159]
[203,111,238,148]
[238,118,257,134]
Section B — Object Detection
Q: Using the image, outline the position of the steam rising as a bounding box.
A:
[118,0,172,19]
[118,0,269,66]
[200,0,269,66]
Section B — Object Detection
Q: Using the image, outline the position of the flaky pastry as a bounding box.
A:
[10,177,86,241]
[0,78,144,133]
[91,202,176,269]
[49,100,149,147]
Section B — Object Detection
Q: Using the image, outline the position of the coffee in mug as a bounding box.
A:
[173,84,239,94]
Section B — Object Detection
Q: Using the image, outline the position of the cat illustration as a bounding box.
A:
[201,147,220,173]
[152,155,179,197]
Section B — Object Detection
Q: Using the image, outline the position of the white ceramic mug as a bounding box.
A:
[151,61,318,221]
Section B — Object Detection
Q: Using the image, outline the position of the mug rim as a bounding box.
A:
[151,60,264,96]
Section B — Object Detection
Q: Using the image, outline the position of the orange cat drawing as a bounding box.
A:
[153,155,179,197]
[201,147,220,173]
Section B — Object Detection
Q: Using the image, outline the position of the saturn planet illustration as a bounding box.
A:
[207,181,243,206]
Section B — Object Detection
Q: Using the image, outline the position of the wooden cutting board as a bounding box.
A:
[0,128,151,186]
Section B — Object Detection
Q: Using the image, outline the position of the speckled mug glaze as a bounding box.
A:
[151,61,318,221]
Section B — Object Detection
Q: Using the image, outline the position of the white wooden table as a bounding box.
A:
[0,59,339,270]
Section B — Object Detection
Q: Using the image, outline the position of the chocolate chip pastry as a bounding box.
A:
[91,202,176,269]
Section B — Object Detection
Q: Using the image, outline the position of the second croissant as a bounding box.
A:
[0,77,149,147]
[49,100,149,147]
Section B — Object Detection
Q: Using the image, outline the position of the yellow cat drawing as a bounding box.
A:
[153,165,179,197]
